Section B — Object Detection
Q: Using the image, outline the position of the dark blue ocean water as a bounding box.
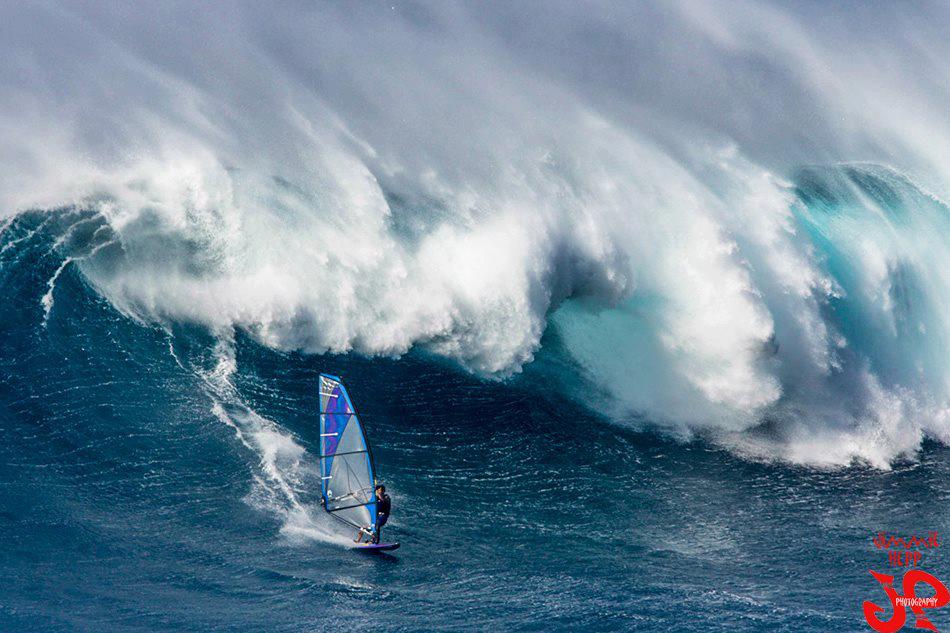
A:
[1,211,948,632]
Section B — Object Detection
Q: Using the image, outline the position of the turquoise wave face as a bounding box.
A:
[552,164,948,466]
[793,165,949,398]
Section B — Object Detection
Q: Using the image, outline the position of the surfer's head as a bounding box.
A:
[375,484,386,498]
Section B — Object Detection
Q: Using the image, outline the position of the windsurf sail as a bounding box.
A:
[319,374,377,533]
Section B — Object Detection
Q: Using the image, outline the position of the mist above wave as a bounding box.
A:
[3,1,948,466]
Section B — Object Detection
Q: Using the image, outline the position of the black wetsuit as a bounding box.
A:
[374,493,391,543]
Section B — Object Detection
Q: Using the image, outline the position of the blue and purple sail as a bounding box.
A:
[318,374,377,533]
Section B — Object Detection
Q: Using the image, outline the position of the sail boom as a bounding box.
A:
[328,500,375,512]
[320,449,368,459]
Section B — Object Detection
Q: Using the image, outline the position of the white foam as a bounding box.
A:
[202,343,344,545]
[40,256,72,322]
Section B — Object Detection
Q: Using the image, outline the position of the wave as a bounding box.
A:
[2,1,948,467]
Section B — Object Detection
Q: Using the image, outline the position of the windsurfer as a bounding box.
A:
[355,485,391,544]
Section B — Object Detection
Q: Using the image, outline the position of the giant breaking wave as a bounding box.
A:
[2,1,948,466]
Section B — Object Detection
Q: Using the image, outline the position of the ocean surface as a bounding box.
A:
[1,208,947,632]
[1,2,949,631]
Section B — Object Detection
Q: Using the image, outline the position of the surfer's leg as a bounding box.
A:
[372,514,387,544]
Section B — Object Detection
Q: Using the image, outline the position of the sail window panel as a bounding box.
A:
[326,452,374,507]
[334,415,368,454]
